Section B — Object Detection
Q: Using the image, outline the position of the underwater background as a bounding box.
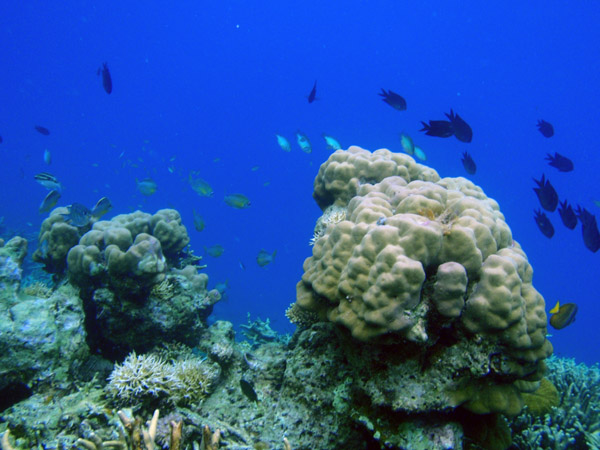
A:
[1,0,599,367]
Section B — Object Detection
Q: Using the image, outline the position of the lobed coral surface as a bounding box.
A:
[294,146,552,416]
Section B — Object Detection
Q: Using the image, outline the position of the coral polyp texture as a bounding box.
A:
[294,146,552,416]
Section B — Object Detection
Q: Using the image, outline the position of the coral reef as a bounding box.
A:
[294,146,552,417]
[510,356,600,449]
[310,204,346,246]
[0,312,596,450]
[1,148,593,450]
[30,208,218,354]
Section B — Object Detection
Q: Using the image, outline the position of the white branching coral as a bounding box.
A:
[170,358,221,402]
[107,352,221,404]
[108,352,174,399]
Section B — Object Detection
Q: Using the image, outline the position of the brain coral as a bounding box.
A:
[295,146,552,415]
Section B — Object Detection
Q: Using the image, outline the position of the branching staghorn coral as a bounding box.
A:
[510,356,600,449]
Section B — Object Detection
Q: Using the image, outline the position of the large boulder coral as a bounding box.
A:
[293,146,552,416]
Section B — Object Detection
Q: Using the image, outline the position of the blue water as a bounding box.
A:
[1,1,599,364]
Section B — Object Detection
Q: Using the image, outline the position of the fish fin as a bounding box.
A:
[549,301,560,314]
[272,250,277,259]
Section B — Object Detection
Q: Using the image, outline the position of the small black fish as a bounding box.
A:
[558,200,577,230]
[534,209,554,238]
[533,174,558,212]
[420,120,453,138]
[34,125,50,136]
[575,206,600,253]
[0,135,3,143]
[446,109,472,143]
[545,152,573,172]
[240,379,258,402]
[379,88,407,111]
[461,152,476,175]
[537,119,554,138]
[100,62,112,94]
[307,80,317,103]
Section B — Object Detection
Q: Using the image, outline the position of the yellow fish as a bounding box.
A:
[224,193,251,209]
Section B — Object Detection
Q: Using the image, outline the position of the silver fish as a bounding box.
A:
[296,131,312,154]
[91,197,112,219]
[39,189,61,213]
[34,172,62,191]
[276,134,291,152]
[322,134,341,150]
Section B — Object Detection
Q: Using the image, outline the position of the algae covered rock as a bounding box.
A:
[0,236,27,293]
[293,146,552,416]
[0,283,88,392]
[90,265,218,352]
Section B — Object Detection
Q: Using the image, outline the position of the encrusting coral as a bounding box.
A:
[293,146,552,416]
